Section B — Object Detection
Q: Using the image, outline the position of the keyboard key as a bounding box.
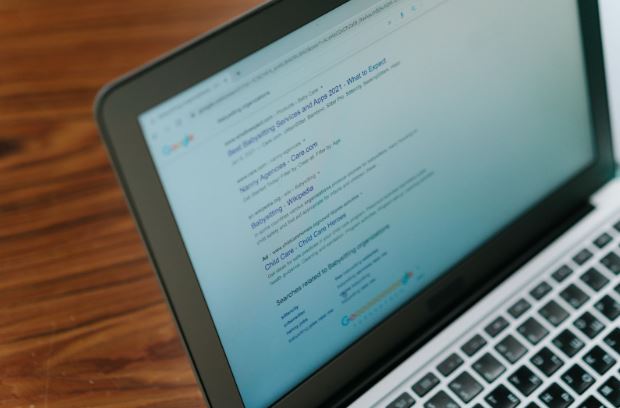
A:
[448,372,482,403]
[485,316,509,338]
[616,282,620,296]
[553,329,585,357]
[539,301,569,327]
[583,345,616,374]
[574,312,605,339]
[424,391,459,408]
[601,251,620,275]
[594,295,620,321]
[593,232,613,248]
[412,373,439,397]
[561,364,595,394]
[539,383,574,408]
[574,248,593,265]
[552,265,573,283]
[614,219,620,232]
[580,268,609,291]
[603,327,620,354]
[387,392,415,408]
[560,284,589,309]
[495,335,527,364]
[437,353,463,377]
[508,298,531,319]
[578,395,605,408]
[598,377,620,407]
[473,353,506,383]
[531,347,563,377]
[461,334,487,357]
[472,405,483,408]
[530,282,553,300]
[518,317,549,345]
[508,366,542,396]
[485,385,520,408]
[526,403,540,408]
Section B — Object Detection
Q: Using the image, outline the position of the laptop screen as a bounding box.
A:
[138,0,594,406]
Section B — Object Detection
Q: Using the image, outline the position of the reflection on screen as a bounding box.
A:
[139,0,594,406]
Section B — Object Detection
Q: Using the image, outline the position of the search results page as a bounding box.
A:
[139,0,593,406]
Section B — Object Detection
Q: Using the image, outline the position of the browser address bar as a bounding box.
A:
[241,0,403,85]
[197,0,404,116]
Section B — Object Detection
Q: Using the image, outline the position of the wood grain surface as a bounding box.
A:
[0,1,261,406]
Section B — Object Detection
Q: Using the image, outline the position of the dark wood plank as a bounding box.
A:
[0,0,261,406]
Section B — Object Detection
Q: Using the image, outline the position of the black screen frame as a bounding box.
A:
[95,1,615,406]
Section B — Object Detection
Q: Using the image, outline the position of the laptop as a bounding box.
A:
[94,1,620,407]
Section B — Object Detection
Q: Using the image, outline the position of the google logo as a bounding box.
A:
[341,271,414,327]
[162,133,195,156]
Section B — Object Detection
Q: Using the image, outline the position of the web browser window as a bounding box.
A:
[139,0,594,406]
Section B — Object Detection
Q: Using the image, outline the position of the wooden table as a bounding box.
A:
[0,1,261,406]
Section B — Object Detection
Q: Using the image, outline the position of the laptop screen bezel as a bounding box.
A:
[95,1,614,406]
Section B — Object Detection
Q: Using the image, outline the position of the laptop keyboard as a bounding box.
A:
[386,218,620,408]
